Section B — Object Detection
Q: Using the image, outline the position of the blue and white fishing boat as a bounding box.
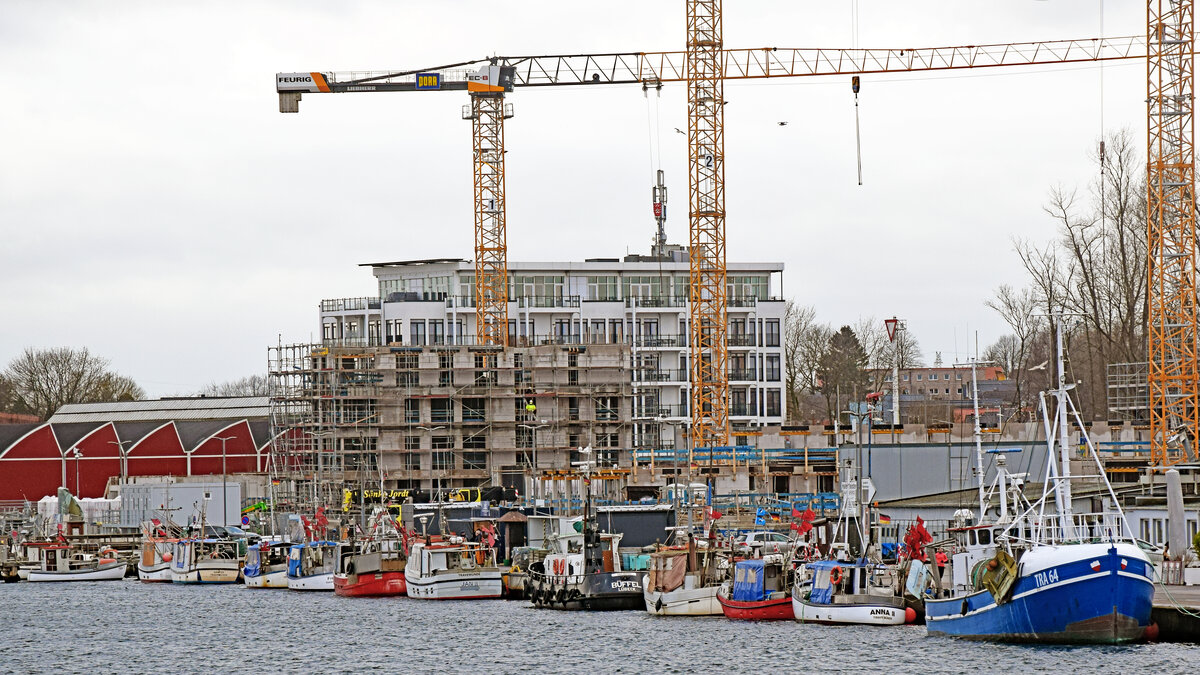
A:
[287,540,341,591]
[243,541,292,588]
[925,324,1154,644]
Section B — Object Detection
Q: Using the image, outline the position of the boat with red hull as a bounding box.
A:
[717,555,795,621]
[333,567,406,597]
[332,509,410,598]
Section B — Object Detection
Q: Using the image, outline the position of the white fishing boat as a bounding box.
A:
[27,545,125,582]
[171,539,243,584]
[793,559,913,625]
[643,534,726,616]
[405,537,504,600]
[137,537,178,583]
[243,541,292,588]
[287,541,340,591]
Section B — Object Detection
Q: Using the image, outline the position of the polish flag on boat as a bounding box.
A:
[1090,560,1102,571]
[1120,559,1128,570]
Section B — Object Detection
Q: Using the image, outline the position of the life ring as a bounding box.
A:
[829,566,843,585]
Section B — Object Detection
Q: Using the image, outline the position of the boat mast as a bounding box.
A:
[970,359,986,518]
[1051,318,1077,541]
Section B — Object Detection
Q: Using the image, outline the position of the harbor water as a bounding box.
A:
[1,580,1194,674]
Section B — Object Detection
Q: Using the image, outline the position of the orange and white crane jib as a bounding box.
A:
[275,72,331,93]
[466,65,507,93]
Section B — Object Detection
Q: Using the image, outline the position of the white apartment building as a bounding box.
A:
[318,249,788,444]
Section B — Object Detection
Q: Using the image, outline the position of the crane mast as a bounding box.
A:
[687,0,730,449]
[1147,0,1199,466]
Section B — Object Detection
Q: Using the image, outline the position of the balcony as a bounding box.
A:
[633,369,688,383]
[636,403,688,418]
[728,368,757,381]
[625,297,687,308]
[727,334,757,347]
[516,295,581,309]
[634,335,686,348]
[321,297,381,312]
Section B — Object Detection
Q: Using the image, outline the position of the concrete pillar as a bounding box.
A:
[1166,469,1188,562]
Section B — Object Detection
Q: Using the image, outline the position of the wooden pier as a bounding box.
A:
[1151,584,1200,642]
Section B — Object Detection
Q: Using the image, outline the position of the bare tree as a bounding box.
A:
[783,301,832,421]
[2,347,145,419]
[985,284,1044,414]
[1010,129,1148,418]
[198,375,270,397]
[856,316,924,394]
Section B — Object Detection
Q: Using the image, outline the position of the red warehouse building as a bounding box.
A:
[0,396,275,501]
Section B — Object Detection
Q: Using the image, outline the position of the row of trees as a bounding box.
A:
[988,129,1148,420]
[783,303,925,423]
[0,347,268,421]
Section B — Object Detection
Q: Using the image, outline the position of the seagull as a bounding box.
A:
[1028,360,1049,371]
[777,121,788,126]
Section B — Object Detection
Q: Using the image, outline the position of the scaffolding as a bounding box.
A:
[1107,362,1150,424]
[267,343,379,518]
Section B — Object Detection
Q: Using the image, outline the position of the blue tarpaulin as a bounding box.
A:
[732,559,766,602]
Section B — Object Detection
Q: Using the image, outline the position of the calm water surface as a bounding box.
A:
[1,580,1194,674]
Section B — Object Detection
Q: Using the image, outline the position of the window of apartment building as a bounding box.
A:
[589,319,606,343]
[459,275,475,303]
[431,399,452,423]
[567,397,580,420]
[596,396,618,421]
[401,453,421,470]
[474,353,497,385]
[596,432,619,448]
[587,276,619,301]
[943,373,950,380]
[461,398,486,422]
[397,352,419,369]
[956,373,962,380]
[766,389,781,417]
[727,275,768,301]
[764,319,780,347]
[944,388,950,394]
[397,371,418,387]
[902,374,909,381]
[463,452,487,470]
[429,320,445,345]
[609,319,624,344]
[432,435,453,450]
[385,320,402,344]
[462,432,487,449]
[731,389,747,415]
[622,275,664,301]
[513,275,564,304]
[765,355,781,382]
[568,433,580,449]
[404,435,421,450]
[404,400,420,424]
[410,321,426,346]
[433,452,454,470]
[916,374,923,381]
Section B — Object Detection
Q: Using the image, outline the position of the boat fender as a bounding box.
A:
[345,561,355,576]
[829,566,843,585]
[655,596,664,613]
[556,588,567,604]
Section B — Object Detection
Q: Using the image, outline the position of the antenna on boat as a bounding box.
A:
[953,357,993,521]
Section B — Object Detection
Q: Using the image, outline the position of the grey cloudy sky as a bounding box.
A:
[1,1,1145,396]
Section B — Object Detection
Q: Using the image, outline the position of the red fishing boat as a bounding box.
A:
[333,508,409,598]
[717,555,795,620]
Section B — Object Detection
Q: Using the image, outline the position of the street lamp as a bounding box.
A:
[72,448,83,496]
[417,425,445,502]
[213,435,236,527]
[108,439,134,486]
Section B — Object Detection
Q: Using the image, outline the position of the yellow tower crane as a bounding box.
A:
[1147,0,1199,467]
[277,34,1142,455]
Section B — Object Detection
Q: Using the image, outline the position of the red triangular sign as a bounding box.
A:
[885,318,898,342]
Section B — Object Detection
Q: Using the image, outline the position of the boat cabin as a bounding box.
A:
[412,540,497,577]
[731,555,790,603]
[288,541,340,578]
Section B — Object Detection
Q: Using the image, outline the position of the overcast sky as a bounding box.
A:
[1,1,1146,397]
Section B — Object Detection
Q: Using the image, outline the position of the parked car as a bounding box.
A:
[735,531,796,557]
